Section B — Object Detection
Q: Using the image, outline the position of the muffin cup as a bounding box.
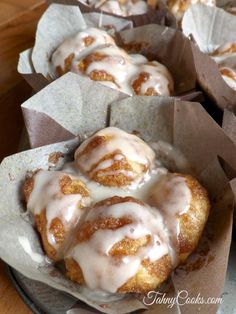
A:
[18,2,198,98]
[1,95,236,313]
[21,73,202,148]
[182,4,236,110]
[47,0,176,27]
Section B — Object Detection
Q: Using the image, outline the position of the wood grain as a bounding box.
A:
[0,1,46,95]
[0,261,32,314]
[0,1,46,160]
[0,1,46,312]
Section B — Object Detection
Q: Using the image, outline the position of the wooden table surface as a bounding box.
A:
[0,1,46,313]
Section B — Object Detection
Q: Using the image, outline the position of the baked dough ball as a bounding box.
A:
[51,26,175,96]
[148,173,210,264]
[131,61,174,96]
[51,28,115,76]
[168,0,215,22]
[76,45,174,95]
[23,170,91,261]
[225,5,236,15]
[210,43,236,90]
[74,127,156,187]
[76,45,136,94]
[219,67,236,90]
[64,196,172,293]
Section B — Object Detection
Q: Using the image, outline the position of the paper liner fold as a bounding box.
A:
[182,4,236,110]
[118,24,197,95]
[21,73,127,148]
[18,49,50,92]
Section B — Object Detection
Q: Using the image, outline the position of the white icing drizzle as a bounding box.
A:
[148,173,191,266]
[51,27,174,96]
[220,67,236,90]
[84,0,148,17]
[75,45,173,96]
[131,61,174,96]
[76,45,137,95]
[209,43,236,90]
[66,200,170,293]
[74,127,156,186]
[26,128,198,294]
[51,27,115,75]
[27,170,91,247]
[62,161,168,202]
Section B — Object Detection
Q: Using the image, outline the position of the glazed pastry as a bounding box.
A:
[76,46,173,95]
[225,6,236,15]
[65,174,210,293]
[65,196,173,293]
[74,127,156,187]
[51,28,115,76]
[51,28,174,96]
[167,0,215,22]
[219,67,236,90]
[23,128,210,294]
[23,170,91,261]
[148,173,210,264]
[210,43,236,90]
[76,45,136,94]
[131,61,174,96]
[81,0,149,17]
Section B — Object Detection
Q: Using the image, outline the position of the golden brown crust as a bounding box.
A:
[65,257,85,285]
[56,53,75,76]
[220,68,236,81]
[132,72,159,96]
[35,209,63,260]
[78,52,107,73]
[65,196,173,293]
[23,176,35,203]
[78,52,118,86]
[23,172,90,261]
[177,174,210,262]
[59,175,89,196]
[76,135,148,187]
[118,255,172,293]
[210,43,236,56]
[84,36,95,47]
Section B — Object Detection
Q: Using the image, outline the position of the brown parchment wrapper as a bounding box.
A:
[118,24,197,95]
[21,72,127,148]
[21,73,202,149]
[18,2,196,97]
[1,95,236,313]
[217,0,236,11]
[182,4,236,111]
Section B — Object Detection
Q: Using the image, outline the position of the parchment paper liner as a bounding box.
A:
[18,3,197,96]
[2,95,236,313]
[21,72,127,148]
[47,0,176,28]
[182,4,236,110]
[21,72,202,149]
